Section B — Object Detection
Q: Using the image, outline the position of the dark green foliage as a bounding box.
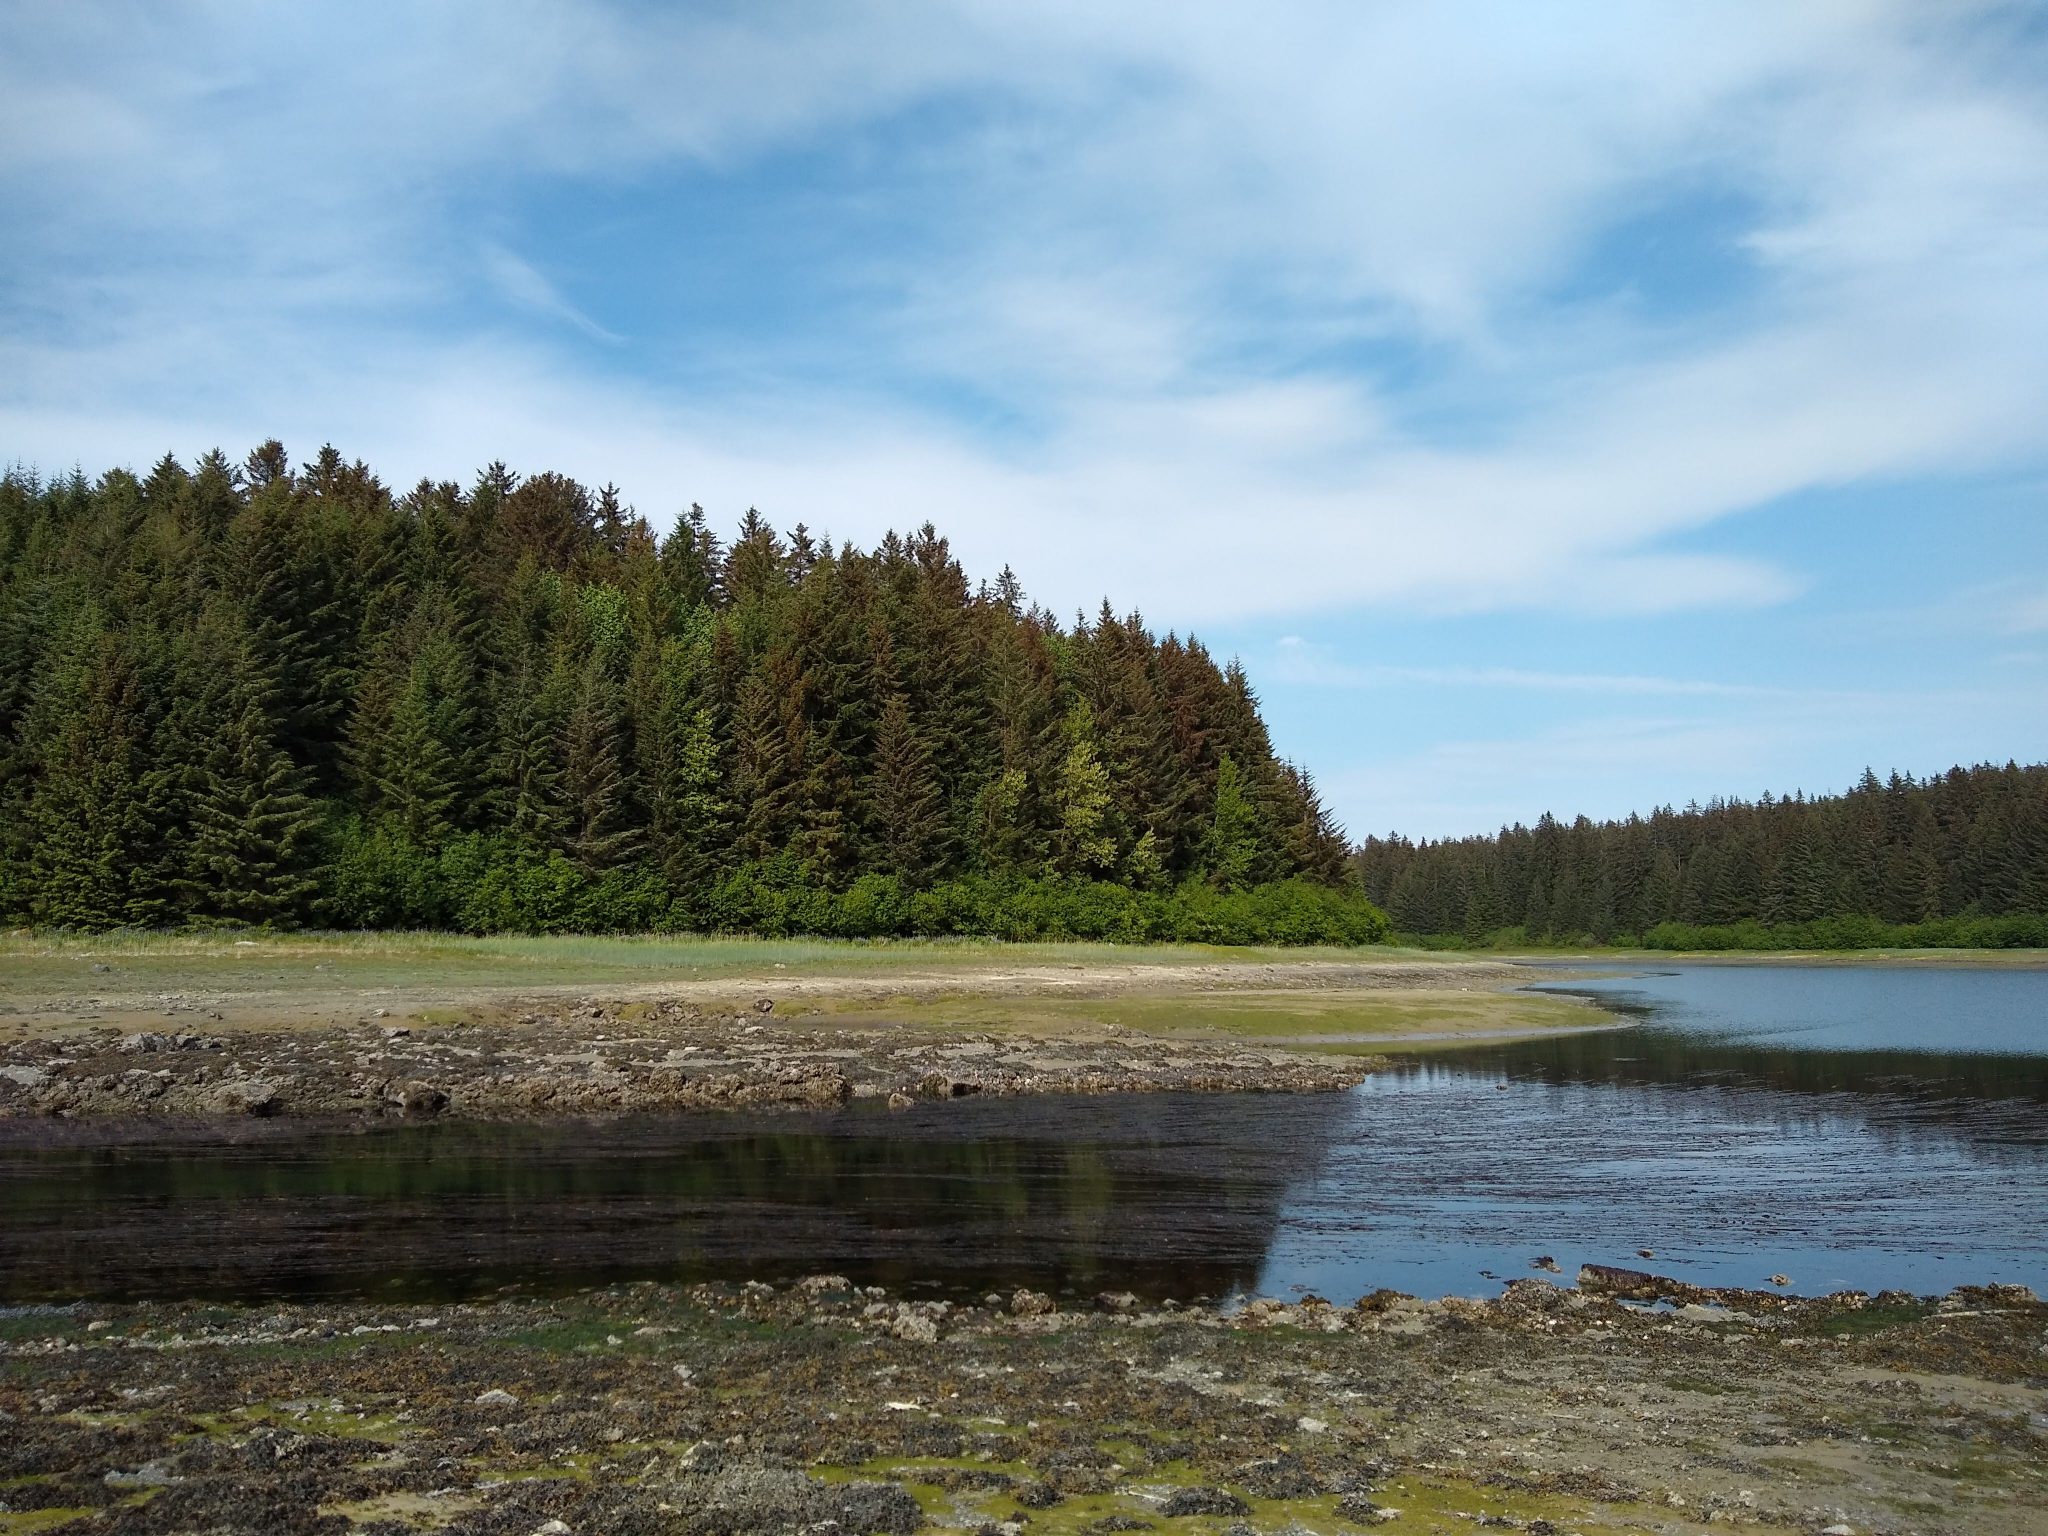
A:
[0,449,1383,942]
[1357,764,2048,949]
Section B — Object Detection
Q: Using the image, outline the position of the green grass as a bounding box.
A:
[1799,1301,1935,1337]
[809,983,1599,1044]
[0,928,1426,1001]
[0,929,1627,1050]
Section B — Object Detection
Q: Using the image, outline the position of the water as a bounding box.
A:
[1261,965,2048,1300]
[2,963,2043,1304]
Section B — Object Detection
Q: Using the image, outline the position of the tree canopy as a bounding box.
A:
[0,447,1382,944]
[1355,764,2048,950]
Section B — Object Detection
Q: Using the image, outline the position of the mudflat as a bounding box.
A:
[3,1275,2042,1536]
[0,934,1597,1123]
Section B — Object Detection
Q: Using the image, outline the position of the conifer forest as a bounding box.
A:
[1355,763,2048,950]
[0,446,1383,942]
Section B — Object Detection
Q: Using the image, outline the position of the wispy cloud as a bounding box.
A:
[1267,644,1801,699]
[2008,582,2048,635]
[3,3,2044,625]
[1323,677,2048,840]
[4,2,2047,835]
[479,245,622,344]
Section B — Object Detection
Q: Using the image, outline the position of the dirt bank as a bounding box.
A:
[0,940,1614,1123]
[3,1274,2041,1536]
[0,997,1383,1122]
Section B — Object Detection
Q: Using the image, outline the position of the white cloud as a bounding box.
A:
[479,246,622,344]
[1324,676,2048,841]
[2009,582,2048,635]
[1263,646,1807,700]
[2,1,2046,630]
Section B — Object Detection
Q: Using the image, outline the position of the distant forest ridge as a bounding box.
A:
[0,446,1384,944]
[1354,762,2048,950]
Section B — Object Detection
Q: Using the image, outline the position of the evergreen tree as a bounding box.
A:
[18,631,168,926]
[870,694,944,881]
[1051,702,1117,878]
[557,664,643,873]
[1200,753,1265,892]
[177,651,319,926]
[0,447,1417,940]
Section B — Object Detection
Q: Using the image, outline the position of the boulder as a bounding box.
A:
[203,1078,279,1117]
[1577,1264,1670,1301]
[387,1080,449,1115]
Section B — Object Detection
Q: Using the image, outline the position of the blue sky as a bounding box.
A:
[3,1,2046,839]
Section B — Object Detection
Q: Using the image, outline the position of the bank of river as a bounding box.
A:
[4,956,2046,1533]
[3,1275,2043,1536]
[6,964,2042,1307]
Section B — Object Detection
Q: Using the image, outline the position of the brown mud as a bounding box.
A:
[0,998,1381,1122]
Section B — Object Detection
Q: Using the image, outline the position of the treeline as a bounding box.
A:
[0,446,1385,944]
[1355,763,2048,949]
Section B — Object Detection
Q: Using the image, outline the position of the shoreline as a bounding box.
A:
[4,1272,2041,1535]
[0,937,1614,1125]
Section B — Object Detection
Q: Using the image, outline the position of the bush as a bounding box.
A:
[313,827,1390,944]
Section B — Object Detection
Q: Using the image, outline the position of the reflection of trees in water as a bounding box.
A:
[0,1095,1354,1305]
[1398,1014,2048,1159]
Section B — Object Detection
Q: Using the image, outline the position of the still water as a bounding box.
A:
[2,964,2043,1303]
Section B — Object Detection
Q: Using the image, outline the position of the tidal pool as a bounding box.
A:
[2,963,2043,1303]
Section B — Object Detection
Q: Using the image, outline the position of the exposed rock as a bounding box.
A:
[1576,1264,1693,1302]
[1159,1487,1249,1517]
[687,1462,921,1534]
[1234,1453,1318,1499]
[104,1459,181,1488]
[201,1078,279,1117]
[475,1388,519,1407]
[386,1079,449,1115]
[1010,1289,1056,1317]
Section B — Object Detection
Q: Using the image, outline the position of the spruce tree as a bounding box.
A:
[1200,753,1265,892]
[19,631,166,927]
[557,663,643,873]
[1050,703,1117,878]
[179,677,319,926]
[870,694,944,881]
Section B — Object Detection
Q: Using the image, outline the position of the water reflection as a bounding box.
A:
[3,964,2043,1306]
[0,1095,1348,1304]
[1256,964,2048,1299]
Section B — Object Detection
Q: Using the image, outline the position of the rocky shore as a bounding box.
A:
[3,1273,2042,1536]
[0,999,1378,1123]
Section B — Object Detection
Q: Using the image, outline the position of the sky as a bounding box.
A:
[3,1,2046,841]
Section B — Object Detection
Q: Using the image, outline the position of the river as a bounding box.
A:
[2,962,2042,1303]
